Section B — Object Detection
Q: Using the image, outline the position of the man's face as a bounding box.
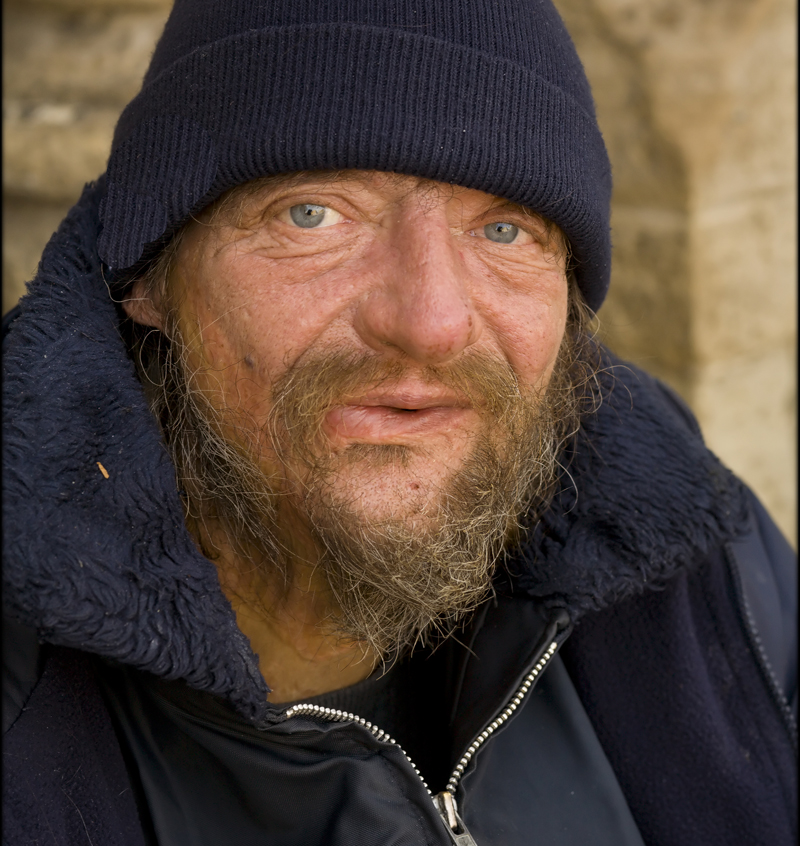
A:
[149,172,566,506]
[127,170,571,653]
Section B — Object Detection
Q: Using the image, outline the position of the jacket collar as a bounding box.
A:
[2,181,748,723]
[514,351,749,616]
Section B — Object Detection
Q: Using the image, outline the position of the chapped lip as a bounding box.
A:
[342,387,470,410]
[323,385,475,444]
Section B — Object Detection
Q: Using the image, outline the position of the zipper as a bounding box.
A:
[283,702,432,792]
[284,629,564,845]
[724,542,798,752]
[442,640,558,796]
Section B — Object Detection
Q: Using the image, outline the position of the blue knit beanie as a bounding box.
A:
[98,0,613,311]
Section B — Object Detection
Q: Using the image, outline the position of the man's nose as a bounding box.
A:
[353,212,483,365]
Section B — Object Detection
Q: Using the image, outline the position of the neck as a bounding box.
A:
[198,510,378,703]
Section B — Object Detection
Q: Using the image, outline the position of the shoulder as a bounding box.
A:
[3,639,147,845]
[725,489,797,717]
[2,615,44,733]
[609,355,797,709]
[517,350,751,614]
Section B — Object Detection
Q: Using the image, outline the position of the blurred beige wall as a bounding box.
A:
[3,0,796,545]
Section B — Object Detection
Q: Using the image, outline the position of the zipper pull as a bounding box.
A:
[435,791,479,846]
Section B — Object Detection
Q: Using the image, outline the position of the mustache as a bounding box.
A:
[266,347,536,467]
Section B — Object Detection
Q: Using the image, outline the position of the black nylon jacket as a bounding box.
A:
[2,181,797,845]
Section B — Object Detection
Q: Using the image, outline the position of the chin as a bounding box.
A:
[308,446,461,524]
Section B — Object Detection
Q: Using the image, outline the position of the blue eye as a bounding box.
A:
[290,204,329,228]
[484,222,519,244]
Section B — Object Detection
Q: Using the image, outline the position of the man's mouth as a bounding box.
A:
[323,389,474,444]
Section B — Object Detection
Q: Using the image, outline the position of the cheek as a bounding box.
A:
[230,269,358,369]
[472,265,569,388]
[516,310,567,387]
[177,257,361,412]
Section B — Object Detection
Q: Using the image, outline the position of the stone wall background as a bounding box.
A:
[4,0,796,545]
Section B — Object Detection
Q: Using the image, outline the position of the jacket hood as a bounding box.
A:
[2,181,748,724]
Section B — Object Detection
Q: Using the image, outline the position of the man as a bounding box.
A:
[2,0,796,844]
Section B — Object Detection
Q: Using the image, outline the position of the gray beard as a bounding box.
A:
[140,334,590,660]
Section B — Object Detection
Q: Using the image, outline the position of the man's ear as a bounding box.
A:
[122,279,165,330]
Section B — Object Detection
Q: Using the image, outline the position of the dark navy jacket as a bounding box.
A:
[3,181,797,844]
